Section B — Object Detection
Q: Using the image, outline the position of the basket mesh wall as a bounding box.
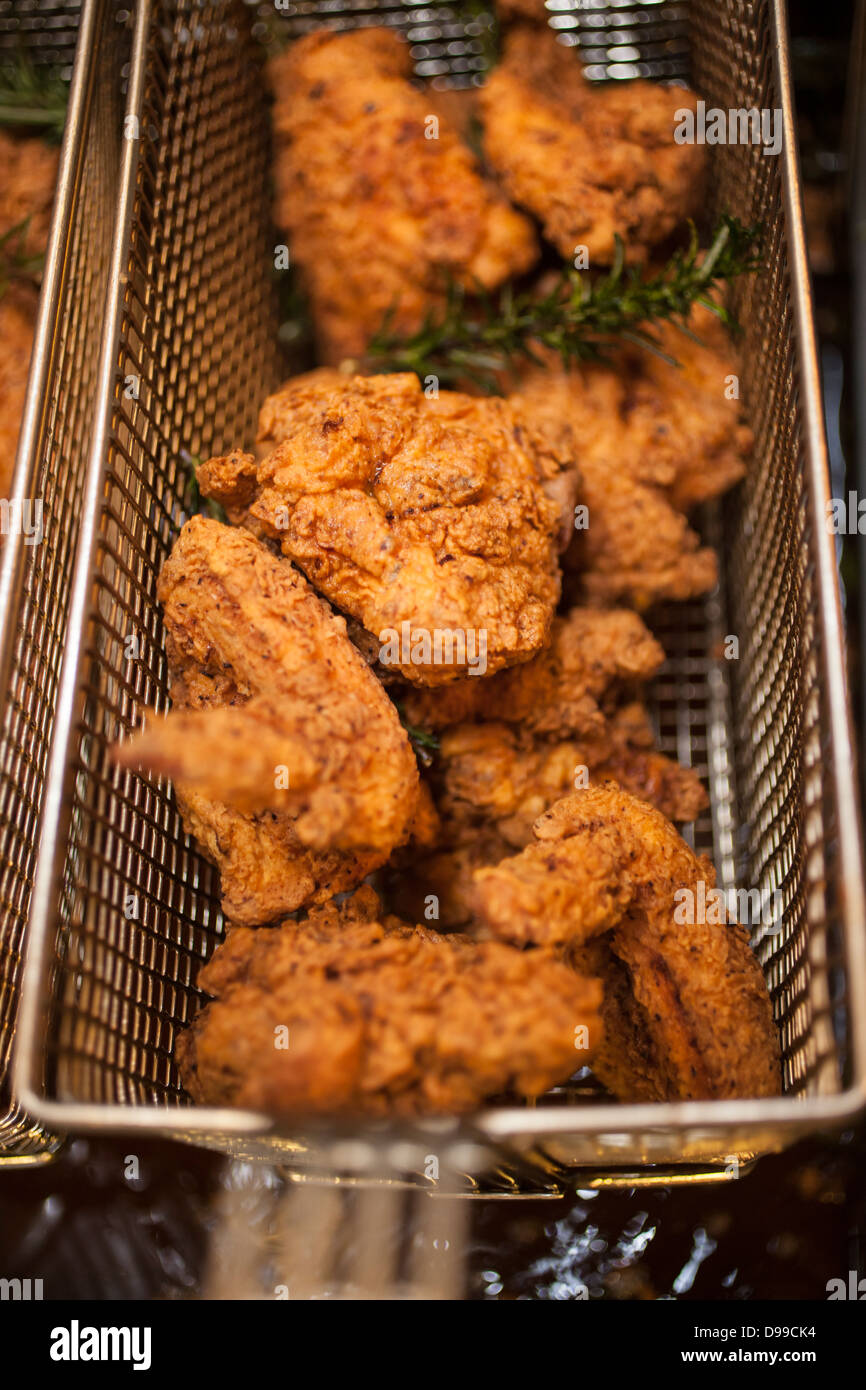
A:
[48,0,279,1106]
[0,0,124,1157]
[10,0,857,1157]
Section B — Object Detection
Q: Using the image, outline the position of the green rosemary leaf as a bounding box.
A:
[365,215,762,391]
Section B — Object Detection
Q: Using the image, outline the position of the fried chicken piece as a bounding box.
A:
[198,372,562,684]
[473,787,780,1099]
[570,935,669,1102]
[509,302,752,515]
[0,130,58,257]
[0,285,37,498]
[386,824,514,932]
[399,607,664,739]
[387,710,706,928]
[567,462,718,608]
[623,307,752,511]
[505,370,720,607]
[435,712,707,845]
[178,789,380,928]
[268,29,537,362]
[176,891,602,1116]
[480,27,706,264]
[115,516,418,924]
[252,366,579,552]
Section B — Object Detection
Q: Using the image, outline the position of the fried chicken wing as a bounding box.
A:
[115,516,418,924]
[569,935,669,1102]
[268,29,537,362]
[399,607,664,739]
[472,786,780,1100]
[178,789,380,929]
[198,372,563,684]
[479,28,706,265]
[176,890,603,1116]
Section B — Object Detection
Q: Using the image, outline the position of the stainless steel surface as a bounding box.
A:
[0,0,126,1162]
[10,0,866,1175]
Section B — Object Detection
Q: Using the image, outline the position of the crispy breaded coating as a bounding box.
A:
[480,28,706,264]
[473,786,780,1100]
[0,285,37,498]
[176,893,602,1116]
[570,935,669,1102]
[0,129,58,257]
[399,607,664,739]
[506,369,720,608]
[268,29,537,362]
[387,709,707,928]
[178,789,380,929]
[198,372,562,684]
[434,712,707,844]
[115,516,418,924]
[509,303,752,515]
[567,462,718,608]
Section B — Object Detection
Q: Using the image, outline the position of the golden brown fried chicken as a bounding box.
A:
[509,303,752,515]
[480,28,706,265]
[508,375,718,607]
[115,516,419,925]
[0,129,58,257]
[570,935,669,1102]
[176,889,602,1116]
[567,461,718,608]
[435,710,707,845]
[472,786,780,1100]
[399,606,664,739]
[268,28,537,362]
[387,709,707,928]
[0,285,37,498]
[198,372,563,685]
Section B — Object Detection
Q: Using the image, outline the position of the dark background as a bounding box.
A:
[1,0,864,1301]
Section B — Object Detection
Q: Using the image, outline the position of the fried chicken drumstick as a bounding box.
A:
[176,888,602,1116]
[115,516,419,925]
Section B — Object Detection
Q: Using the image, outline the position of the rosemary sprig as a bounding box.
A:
[0,56,69,139]
[366,215,762,392]
[0,217,44,301]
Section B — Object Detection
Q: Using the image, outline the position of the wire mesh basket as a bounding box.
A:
[10,0,866,1179]
[0,0,128,1163]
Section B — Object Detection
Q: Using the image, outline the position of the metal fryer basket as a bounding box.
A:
[11,0,866,1176]
[0,0,126,1163]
